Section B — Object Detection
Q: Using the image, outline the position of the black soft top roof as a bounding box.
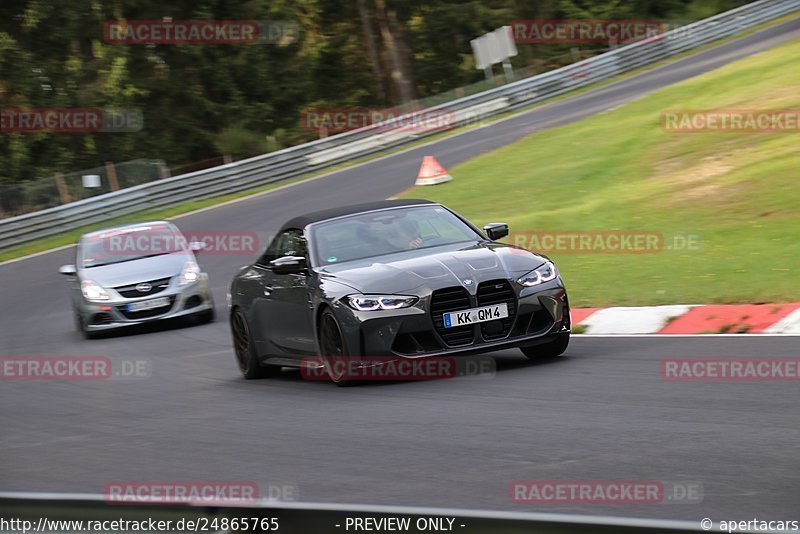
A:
[280,199,437,232]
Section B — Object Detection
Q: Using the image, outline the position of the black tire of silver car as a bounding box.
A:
[318,308,357,387]
[520,334,570,359]
[231,308,279,379]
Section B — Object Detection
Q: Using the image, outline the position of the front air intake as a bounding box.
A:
[430,286,474,346]
[476,280,516,340]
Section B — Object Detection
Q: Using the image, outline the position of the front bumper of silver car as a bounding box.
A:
[77,275,213,331]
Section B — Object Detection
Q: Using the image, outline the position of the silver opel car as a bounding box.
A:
[58,221,215,338]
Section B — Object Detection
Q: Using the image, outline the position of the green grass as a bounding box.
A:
[401,39,800,307]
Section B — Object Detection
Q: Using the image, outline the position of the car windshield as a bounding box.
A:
[311,205,481,266]
[80,225,186,268]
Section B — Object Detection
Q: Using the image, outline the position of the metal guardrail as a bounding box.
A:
[0,0,797,251]
[0,493,709,533]
[0,159,167,218]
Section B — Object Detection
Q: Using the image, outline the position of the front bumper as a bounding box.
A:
[333,279,570,358]
[76,276,213,332]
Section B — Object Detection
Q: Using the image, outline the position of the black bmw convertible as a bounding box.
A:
[228,199,571,384]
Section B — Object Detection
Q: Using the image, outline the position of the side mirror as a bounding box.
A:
[270,255,307,275]
[189,241,207,252]
[483,222,509,241]
[58,264,77,276]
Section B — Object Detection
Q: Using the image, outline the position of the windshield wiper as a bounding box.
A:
[84,251,181,268]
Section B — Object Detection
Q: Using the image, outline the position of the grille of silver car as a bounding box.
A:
[115,277,172,298]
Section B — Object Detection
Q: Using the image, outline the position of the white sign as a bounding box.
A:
[471,36,490,70]
[82,175,101,188]
[494,26,518,59]
[471,26,517,70]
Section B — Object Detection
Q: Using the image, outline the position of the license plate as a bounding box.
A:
[126,297,170,312]
[443,303,508,328]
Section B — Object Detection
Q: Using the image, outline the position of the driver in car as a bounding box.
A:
[382,219,423,250]
[357,218,423,254]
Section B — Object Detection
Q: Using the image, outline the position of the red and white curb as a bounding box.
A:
[572,303,800,334]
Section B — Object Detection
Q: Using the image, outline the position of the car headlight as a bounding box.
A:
[81,280,110,301]
[516,261,558,287]
[344,295,418,311]
[178,261,201,285]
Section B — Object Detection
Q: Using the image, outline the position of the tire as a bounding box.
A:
[318,308,357,387]
[230,308,279,379]
[520,334,570,360]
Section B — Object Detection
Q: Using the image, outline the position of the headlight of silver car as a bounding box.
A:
[178,261,201,285]
[81,280,110,301]
[344,295,419,311]
[516,261,558,287]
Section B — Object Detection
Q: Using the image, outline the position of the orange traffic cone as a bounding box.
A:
[415,156,453,186]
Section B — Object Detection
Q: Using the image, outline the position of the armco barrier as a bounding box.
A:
[0,0,797,250]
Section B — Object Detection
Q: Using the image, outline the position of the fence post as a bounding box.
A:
[105,161,120,191]
[54,172,71,204]
[158,163,171,180]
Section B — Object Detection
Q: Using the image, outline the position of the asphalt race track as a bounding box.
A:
[1,18,799,521]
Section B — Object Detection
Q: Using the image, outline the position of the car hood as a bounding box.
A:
[78,252,193,288]
[318,241,547,294]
